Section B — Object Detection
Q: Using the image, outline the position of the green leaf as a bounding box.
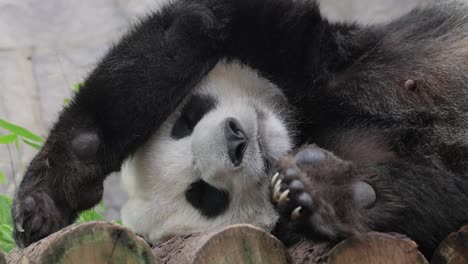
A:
[0,170,5,185]
[14,138,19,150]
[21,138,42,150]
[0,195,12,226]
[73,83,82,92]
[75,209,105,224]
[0,224,15,253]
[96,200,105,214]
[0,119,43,143]
[0,134,17,145]
[63,98,70,106]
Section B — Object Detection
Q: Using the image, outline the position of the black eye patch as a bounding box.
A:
[185,180,229,218]
[171,94,217,139]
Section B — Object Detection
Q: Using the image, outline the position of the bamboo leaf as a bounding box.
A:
[0,195,12,226]
[0,134,17,145]
[0,224,15,253]
[96,200,105,214]
[76,209,105,223]
[73,83,82,92]
[0,119,43,143]
[0,171,5,185]
[21,138,42,150]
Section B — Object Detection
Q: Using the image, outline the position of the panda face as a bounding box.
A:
[121,62,293,243]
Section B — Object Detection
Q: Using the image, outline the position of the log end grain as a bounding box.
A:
[193,224,291,264]
[328,232,428,264]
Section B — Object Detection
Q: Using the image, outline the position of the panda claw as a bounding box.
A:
[291,206,302,221]
[16,222,25,233]
[274,179,282,192]
[278,189,290,208]
[273,179,282,202]
[271,172,280,186]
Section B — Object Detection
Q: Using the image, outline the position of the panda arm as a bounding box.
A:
[12,1,224,247]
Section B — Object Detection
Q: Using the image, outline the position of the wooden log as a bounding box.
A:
[327,233,428,264]
[153,224,291,264]
[6,221,157,264]
[431,225,468,264]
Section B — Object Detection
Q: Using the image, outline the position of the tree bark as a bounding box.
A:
[0,250,6,264]
[153,224,291,264]
[287,239,330,264]
[431,225,468,264]
[6,221,157,264]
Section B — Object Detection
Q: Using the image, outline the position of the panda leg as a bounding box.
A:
[12,0,227,247]
[271,145,468,257]
[271,145,373,242]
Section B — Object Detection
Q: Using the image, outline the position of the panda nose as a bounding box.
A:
[224,117,249,167]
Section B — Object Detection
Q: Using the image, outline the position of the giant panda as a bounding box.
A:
[11,0,468,258]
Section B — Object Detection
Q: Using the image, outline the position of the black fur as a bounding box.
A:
[185,180,230,218]
[171,94,218,139]
[12,0,468,258]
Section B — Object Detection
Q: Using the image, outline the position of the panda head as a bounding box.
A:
[121,62,293,243]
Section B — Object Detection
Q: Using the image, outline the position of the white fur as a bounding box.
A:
[121,62,292,242]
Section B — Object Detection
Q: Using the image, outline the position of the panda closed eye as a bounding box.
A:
[171,94,217,139]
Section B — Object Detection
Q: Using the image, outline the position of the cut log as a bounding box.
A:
[153,224,291,264]
[431,225,468,264]
[327,232,428,264]
[6,221,157,264]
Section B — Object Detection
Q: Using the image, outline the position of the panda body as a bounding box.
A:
[121,62,292,242]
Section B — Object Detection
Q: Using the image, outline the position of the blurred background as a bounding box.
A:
[0,0,433,220]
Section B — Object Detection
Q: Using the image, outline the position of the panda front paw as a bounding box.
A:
[271,146,376,241]
[12,190,70,248]
[12,132,104,247]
